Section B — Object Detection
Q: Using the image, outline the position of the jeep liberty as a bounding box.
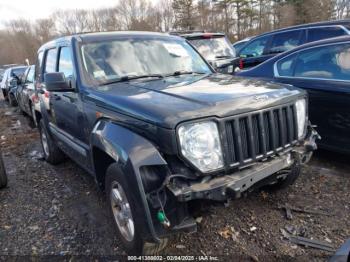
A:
[34,32,318,254]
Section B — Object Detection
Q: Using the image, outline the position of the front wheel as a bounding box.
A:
[105,163,167,255]
[39,120,65,165]
[0,151,7,189]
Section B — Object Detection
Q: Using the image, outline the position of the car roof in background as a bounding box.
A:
[39,31,183,51]
[170,31,226,39]
[258,19,350,37]
[10,65,27,71]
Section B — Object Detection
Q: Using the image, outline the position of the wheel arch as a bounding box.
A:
[90,119,168,242]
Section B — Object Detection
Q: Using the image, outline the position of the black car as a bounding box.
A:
[0,66,27,106]
[234,19,350,71]
[0,147,7,189]
[34,32,318,254]
[172,31,237,73]
[16,65,39,123]
[237,36,350,154]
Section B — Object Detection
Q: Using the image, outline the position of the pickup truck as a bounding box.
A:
[34,32,318,255]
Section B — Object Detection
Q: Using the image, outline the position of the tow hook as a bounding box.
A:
[157,210,171,228]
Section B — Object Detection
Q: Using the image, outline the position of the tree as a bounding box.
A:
[172,0,198,30]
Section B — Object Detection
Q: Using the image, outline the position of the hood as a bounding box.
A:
[85,74,303,129]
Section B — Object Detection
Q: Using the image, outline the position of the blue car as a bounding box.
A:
[237,36,350,154]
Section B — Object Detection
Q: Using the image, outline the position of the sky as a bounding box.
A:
[0,0,122,25]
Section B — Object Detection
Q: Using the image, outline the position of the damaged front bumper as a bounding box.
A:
[167,125,320,202]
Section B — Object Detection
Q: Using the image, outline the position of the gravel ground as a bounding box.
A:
[0,96,349,261]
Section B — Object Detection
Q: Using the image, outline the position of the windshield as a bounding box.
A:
[188,37,235,61]
[81,37,211,85]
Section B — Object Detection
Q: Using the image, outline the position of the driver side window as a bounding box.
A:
[239,36,270,58]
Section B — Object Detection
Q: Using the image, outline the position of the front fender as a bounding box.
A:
[90,119,167,242]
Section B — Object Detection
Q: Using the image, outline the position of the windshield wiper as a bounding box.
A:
[165,71,208,77]
[100,74,164,86]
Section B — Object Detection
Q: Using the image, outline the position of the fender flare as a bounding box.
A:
[90,119,167,242]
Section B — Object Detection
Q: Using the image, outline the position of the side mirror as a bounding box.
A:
[44,72,71,92]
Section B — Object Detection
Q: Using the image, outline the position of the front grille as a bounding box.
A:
[224,104,298,167]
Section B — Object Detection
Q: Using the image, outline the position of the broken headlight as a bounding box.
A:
[178,121,224,173]
[295,99,307,139]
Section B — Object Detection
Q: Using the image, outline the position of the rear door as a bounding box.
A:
[274,41,350,153]
[16,67,30,112]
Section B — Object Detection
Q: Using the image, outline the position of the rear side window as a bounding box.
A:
[269,30,302,54]
[58,47,74,78]
[45,48,57,73]
[307,27,346,42]
[276,42,350,81]
[239,35,270,58]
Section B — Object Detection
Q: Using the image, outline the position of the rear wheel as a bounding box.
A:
[2,90,8,101]
[9,93,17,107]
[0,151,7,189]
[105,163,167,255]
[39,119,65,165]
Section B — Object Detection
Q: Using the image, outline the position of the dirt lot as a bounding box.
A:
[0,96,349,261]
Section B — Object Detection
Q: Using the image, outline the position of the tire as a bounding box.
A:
[31,105,38,127]
[9,93,17,107]
[2,89,8,101]
[105,163,168,255]
[39,119,65,165]
[0,151,7,189]
[269,162,301,190]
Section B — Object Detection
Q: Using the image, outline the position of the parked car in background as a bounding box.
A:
[0,147,7,189]
[234,20,350,71]
[0,64,21,82]
[237,36,350,154]
[232,37,252,53]
[0,66,27,105]
[171,31,237,73]
[35,32,318,254]
[16,65,40,124]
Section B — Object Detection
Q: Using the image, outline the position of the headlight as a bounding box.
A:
[178,121,224,173]
[295,99,306,139]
